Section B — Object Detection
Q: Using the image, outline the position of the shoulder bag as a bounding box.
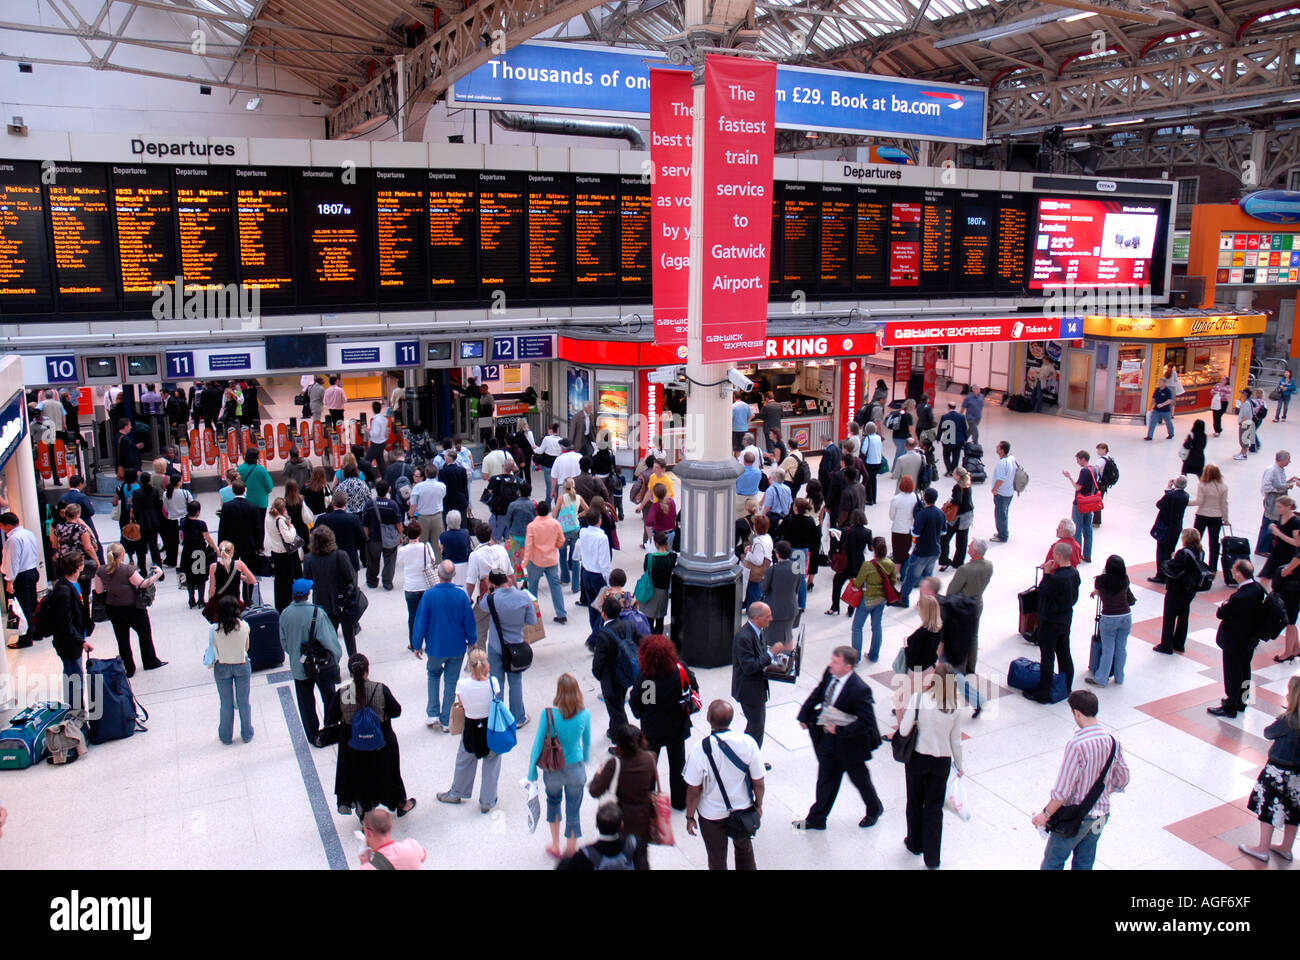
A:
[539,707,567,772]
[1046,738,1117,837]
[420,543,439,589]
[701,734,761,839]
[1075,467,1104,513]
[487,591,533,673]
[598,754,622,803]
[891,699,920,763]
[872,559,901,605]
[649,766,675,846]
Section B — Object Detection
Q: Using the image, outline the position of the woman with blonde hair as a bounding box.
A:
[93,542,165,677]
[1240,675,1300,862]
[901,594,944,673]
[1191,463,1228,575]
[896,661,965,869]
[939,467,974,571]
[206,540,256,618]
[436,649,503,813]
[1155,527,1204,654]
[209,595,254,744]
[265,497,302,611]
[557,477,587,592]
[527,672,592,860]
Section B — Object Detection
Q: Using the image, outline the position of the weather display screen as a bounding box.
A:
[1030,196,1162,288]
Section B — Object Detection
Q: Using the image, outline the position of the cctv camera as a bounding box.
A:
[727,368,754,391]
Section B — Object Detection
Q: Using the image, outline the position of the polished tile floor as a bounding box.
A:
[2,397,1297,870]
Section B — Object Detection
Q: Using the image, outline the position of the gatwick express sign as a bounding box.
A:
[881,318,1066,347]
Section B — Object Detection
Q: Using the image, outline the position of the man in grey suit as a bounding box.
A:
[946,538,993,715]
[731,602,787,763]
[569,401,596,457]
[761,540,802,648]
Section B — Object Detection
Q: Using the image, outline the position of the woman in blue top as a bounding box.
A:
[1240,675,1300,862]
[1275,369,1297,423]
[438,510,472,587]
[528,672,592,860]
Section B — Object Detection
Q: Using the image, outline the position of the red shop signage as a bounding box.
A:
[838,358,862,440]
[882,317,1060,348]
[700,55,776,364]
[764,333,878,360]
[650,67,693,349]
[637,370,665,458]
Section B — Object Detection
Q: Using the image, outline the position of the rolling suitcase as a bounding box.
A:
[243,599,285,671]
[1017,566,1040,641]
[1220,523,1250,586]
[86,658,148,744]
[1007,657,1070,703]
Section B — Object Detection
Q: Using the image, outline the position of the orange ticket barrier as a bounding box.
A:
[188,430,202,466]
[262,423,275,460]
[240,426,253,455]
[53,439,69,479]
[277,423,290,460]
[312,421,325,458]
[36,443,52,480]
[203,428,217,465]
[181,455,191,484]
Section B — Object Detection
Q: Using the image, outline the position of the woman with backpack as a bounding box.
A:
[528,672,592,860]
[644,482,677,551]
[436,648,503,813]
[888,399,915,462]
[303,525,360,659]
[555,478,587,592]
[206,540,256,619]
[93,542,165,678]
[587,724,658,870]
[1155,528,1206,655]
[640,531,676,635]
[209,595,254,744]
[629,633,696,811]
[327,653,415,820]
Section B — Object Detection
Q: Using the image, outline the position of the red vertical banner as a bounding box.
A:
[637,370,664,458]
[650,68,693,349]
[700,56,776,364]
[838,359,862,441]
[923,346,939,400]
[893,347,912,391]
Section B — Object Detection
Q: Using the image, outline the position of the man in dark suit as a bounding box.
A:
[760,540,802,645]
[731,602,787,758]
[1027,542,1082,703]
[316,490,365,573]
[216,480,261,603]
[438,439,470,519]
[1209,559,1267,718]
[1148,476,1190,584]
[793,646,884,830]
[569,402,595,457]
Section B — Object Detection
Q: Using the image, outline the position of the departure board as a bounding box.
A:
[174,166,236,292]
[574,176,618,295]
[996,196,1030,292]
[0,160,54,312]
[428,170,478,300]
[477,172,525,298]
[112,164,177,305]
[527,173,572,297]
[854,185,889,290]
[954,194,994,292]
[819,183,852,294]
[234,167,293,306]
[295,169,372,304]
[618,177,650,296]
[889,199,922,288]
[771,195,781,286]
[781,181,819,293]
[46,164,117,311]
[374,170,427,303]
[920,190,954,291]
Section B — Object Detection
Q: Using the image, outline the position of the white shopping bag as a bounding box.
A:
[524,780,540,834]
[944,770,971,822]
[7,597,27,635]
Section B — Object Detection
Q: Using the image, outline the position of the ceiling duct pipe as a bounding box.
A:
[491,111,646,149]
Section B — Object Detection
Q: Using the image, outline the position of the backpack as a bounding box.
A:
[1259,590,1289,640]
[348,683,387,752]
[1100,456,1119,489]
[300,606,337,683]
[1254,401,1268,425]
[885,411,902,431]
[31,591,57,640]
[609,620,644,689]
[581,836,637,870]
[1012,461,1030,495]
[791,452,810,492]
[392,464,413,506]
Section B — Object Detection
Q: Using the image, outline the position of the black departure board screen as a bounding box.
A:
[781,181,819,294]
[428,170,477,300]
[889,196,922,288]
[234,167,293,306]
[619,177,650,297]
[112,164,177,306]
[770,195,781,286]
[920,190,954,292]
[954,194,994,292]
[819,182,852,294]
[996,195,1030,293]
[174,166,236,292]
[854,185,889,291]
[478,172,525,298]
[573,175,618,296]
[527,173,572,298]
[374,170,427,303]
[47,163,117,311]
[0,159,54,312]
[295,169,372,305]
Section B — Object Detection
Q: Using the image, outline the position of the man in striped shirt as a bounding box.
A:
[1031,690,1130,870]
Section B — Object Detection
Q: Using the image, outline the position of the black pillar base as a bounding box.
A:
[671,566,743,669]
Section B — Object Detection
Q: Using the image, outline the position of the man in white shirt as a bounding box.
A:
[861,423,883,505]
[550,439,584,503]
[576,510,612,633]
[322,377,347,425]
[990,440,1017,543]
[535,422,565,503]
[410,465,448,555]
[684,699,766,870]
[465,520,513,647]
[735,432,762,470]
[40,390,66,433]
[365,401,389,472]
[1,512,42,649]
[481,438,514,480]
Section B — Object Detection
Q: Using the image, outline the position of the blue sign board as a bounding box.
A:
[1059,317,1083,339]
[450,41,987,144]
[490,337,517,362]
[166,351,195,379]
[0,390,28,471]
[208,353,251,372]
[516,335,554,360]
[395,341,420,367]
[341,347,382,366]
[44,355,79,384]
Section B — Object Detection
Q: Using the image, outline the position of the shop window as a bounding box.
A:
[1289,169,1300,192]
[1114,345,1146,416]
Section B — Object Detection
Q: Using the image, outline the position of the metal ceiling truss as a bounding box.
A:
[1051,125,1300,186]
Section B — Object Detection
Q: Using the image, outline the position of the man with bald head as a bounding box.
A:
[684,699,766,870]
[1027,541,1082,703]
[410,559,477,729]
[732,601,788,762]
[359,809,426,870]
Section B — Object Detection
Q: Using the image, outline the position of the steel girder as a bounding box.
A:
[1054,126,1300,187]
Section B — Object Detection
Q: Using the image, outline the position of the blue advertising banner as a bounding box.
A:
[449,41,987,144]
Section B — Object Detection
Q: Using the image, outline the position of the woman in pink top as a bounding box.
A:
[645,482,677,551]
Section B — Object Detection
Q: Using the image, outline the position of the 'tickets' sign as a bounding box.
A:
[882,317,1064,347]
[700,56,777,364]
[650,68,693,348]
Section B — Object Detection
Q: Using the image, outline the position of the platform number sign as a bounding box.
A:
[166,351,195,379]
[45,355,79,384]
[491,337,516,362]
[395,341,420,367]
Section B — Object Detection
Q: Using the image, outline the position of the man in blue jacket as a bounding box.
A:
[411,560,477,729]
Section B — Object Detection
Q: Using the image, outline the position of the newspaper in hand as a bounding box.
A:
[817,704,857,729]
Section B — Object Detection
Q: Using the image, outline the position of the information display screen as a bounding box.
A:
[428,170,478,300]
[919,190,953,291]
[47,164,117,311]
[374,170,427,302]
[234,167,293,306]
[854,185,889,291]
[112,164,177,306]
[889,199,922,288]
[477,172,525,298]
[955,195,994,291]
[174,166,236,292]
[0,159,54,313]
[527,172,572,297]
[295,169,371,304]
[1030,196,1161,288]
[618,177,650,298]
[819,182,852,294]
[996,195,1030,292]
[573,175,618,295]
[780,181,819,294]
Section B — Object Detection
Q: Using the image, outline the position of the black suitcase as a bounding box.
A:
[963,441,984,459]
[1018,567,1040,641]
[244,603,285,671]
[1221,523,1250,586]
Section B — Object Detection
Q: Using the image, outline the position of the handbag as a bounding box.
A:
[829,550,848,574]
[649,768,675,846]
[942,501,959,525]
[203,563,243,623]
[702,734,761,840]
[678,662,702,715]
[1074,467,1104,513]
[841,580,864,607]
[872,559,900,605]
[556,499,580,535]
[891,646,908,674]
[487,592,533,673]
[203,625,217,669]
[134,579,157,610]
[1177,446,1189,461]
[420,543,439,589]
[449,696,466,736]
[121,521,142,541]
[90,591,109,624]
[1046,738,1117,837]
[634,567,655,606]
[539,707,567,772]
[891,700,920,763]
[598,755,622,803]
